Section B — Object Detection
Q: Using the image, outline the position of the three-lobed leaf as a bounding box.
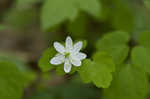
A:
[41,0,101,30]
[102,64,149,99]
[78,52,115,88]
[96,31,130,64]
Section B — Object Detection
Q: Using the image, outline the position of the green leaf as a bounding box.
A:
[56,64,78,76]
[0,54,36,86]
[0,25,6,30]
[55,65,66,75]
[144,0,150,9]
[96,31,130,64]
[77,0,101,17]
[110,0,134,32]
[0,60,35,99]
[102,64,149,99]
[0,62,24,99]
[38,48,56,72]
[131,46,150,74]
[96,31,130,48]
[82,40,88,50]
[132,31,150,74]
[4,8,37,30]
[138,31,150,48]
[133,7,150,37]
[41,0,101,30]
[78,52,115,88]
[78,59,91,83]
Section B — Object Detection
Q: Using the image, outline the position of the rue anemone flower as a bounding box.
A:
[50,36,87,73]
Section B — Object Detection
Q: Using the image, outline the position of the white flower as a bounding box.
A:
[50,36,87,73]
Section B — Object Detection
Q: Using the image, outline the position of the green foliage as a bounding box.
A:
[0,25,6,30]
[38,47,78,75]
[78,52,115,88]
[1,0,150,99]
[144,0,150,9]
[4,0,38,30]
[132,32,150,74]
[81,40,88,50]
[38,48,56,72]
[102,64,149,99]
[100,0,134,32]
[0,62,24,99]
[29,81,99,99]
[133,7,150,38]
[41,0,101,30]
[55,64,78,76]
[132,46,150,74]
[138,31,150,47]
[96,31,130,64]
[39,40,87,74]
[110,0,134,32]
[4,8,37,30]
[0,56,36,99]
[67,14,88,38]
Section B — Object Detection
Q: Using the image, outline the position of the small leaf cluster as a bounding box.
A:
[0,55,36,99]
[39,31,150,99]
[1,0,150,99]
[38,1,150,97]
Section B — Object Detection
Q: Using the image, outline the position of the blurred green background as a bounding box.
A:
[0,0,150,99]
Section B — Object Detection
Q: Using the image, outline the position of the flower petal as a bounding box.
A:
[50,54,65,65]
[73,41,83,53]
[75,52,87,60]
[54,42,65,54]
[66,36,73,51]
[70,56,81,67]
[64,59,72,73]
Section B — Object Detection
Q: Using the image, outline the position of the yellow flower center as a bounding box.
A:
[65,53,70,58]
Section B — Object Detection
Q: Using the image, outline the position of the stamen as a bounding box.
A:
[65,53,70,58]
